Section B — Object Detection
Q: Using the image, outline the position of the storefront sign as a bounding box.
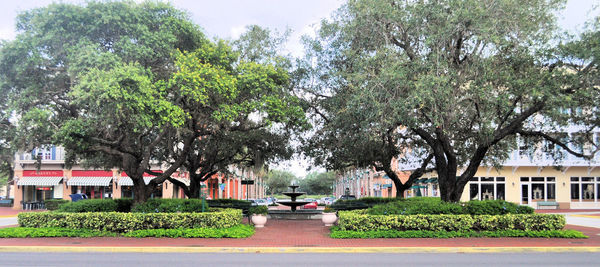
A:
[23,170,63,176]
[36,187,52,191]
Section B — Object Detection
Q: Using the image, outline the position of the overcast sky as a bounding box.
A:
[0,0,598,177]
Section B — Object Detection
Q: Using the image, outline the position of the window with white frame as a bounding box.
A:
[571,177,599,202]
[521,177,556,201]
[468,177,505,200]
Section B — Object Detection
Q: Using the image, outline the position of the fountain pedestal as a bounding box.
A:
[276,185,311,212]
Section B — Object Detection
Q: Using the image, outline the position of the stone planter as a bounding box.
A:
[321,212,337,226]
[251,214,267,228]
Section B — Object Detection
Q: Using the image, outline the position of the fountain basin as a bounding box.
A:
[267,209,324,220]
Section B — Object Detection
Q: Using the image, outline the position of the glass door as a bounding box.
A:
[521,183,530,206]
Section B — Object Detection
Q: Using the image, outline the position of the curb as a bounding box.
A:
[0,215,17,218]
[0,246,599,253]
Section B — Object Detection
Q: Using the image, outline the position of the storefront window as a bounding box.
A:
[468,177,505,200]
[122,186,133,199]
[571,177,598,202]
[496,184,505,200]
[470,184,478,200]
[571,177,580,202]
[531,183,545,200]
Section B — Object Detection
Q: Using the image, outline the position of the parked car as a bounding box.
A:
[254,199,268,206]
[302,201,318,209]
[337,195,356,201]
[319,197,334,205]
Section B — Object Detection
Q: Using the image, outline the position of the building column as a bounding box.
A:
[112,169,121,199]
[217,175,223,199]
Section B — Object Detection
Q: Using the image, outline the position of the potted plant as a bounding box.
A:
[249,205,268,228]
[321,206,337,226]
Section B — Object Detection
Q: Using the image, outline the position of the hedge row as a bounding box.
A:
[18,209,242,233]
[337,211,565,231]
[57,199,133,213]
[365,199,534,215]
[122,224,254,238]
[0,225,255,238]
[0,227,118,238]
[329,227,587,239]
[44,199,70,211]
[54,198,251,213]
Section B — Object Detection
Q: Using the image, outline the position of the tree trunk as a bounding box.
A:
[132,178,150,204]
[5,168,13,199]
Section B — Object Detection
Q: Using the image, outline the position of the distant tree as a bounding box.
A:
[298,171,336,195]
[301,0,600,202]
[265,170,296,194]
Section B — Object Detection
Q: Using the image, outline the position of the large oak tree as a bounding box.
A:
[301,0,599,201]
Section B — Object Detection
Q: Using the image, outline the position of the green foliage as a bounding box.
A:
[365,198,533,215]
[323,206,335,213]
[131,198,209,213]
[464,200,534,215]
[114,198,134,212]
[123,224,254,238]
[44,199,70,211]
[337,211,565,232]
[57,199,119,213]
[368,199,464,215]
[297,171,336,195]
[249,205,268,215]
[0,227,118,238]
[301,0,600,202]
[0,225,255,238]
[18,209,242,233]
[265,170,296,194]
[329,227,587,239]
[207,199,252,213]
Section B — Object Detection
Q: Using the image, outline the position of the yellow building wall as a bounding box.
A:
[459,166,600,208]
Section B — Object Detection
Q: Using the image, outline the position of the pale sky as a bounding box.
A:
[0,0,598,177]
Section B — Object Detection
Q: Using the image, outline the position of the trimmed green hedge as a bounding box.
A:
[57,199,123,213]
[131,198,209,213]
[0,227,117,238]
[337,210,565,231]
[54,198,251,214]
[366,198,534,215]
[0,225,254,238]
[44,199,70,211]
[18,209,242,233]
[330,227,587,239]
[123,224,254,238]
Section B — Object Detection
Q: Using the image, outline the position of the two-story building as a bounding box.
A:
[10,146,266,209]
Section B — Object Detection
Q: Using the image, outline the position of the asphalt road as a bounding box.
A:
[0,252,598,267]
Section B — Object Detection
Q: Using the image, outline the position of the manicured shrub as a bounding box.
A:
[18,209,242,232]
[249,205,268,215]
[366,198,532,215]
[114,198,134,212]
[57,199,118,212]
[122,224,255,238]
[0,227,117,238]
[329,227,587,239]
[131,198,209,213]
[206,199,252,213]
[368,198,465,215]
[464,200,534,215]
[336,210,565,232]
[44,199,70,211]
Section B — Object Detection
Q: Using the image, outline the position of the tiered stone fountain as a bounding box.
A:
[276,185,311,212]
[269,185,322,219]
